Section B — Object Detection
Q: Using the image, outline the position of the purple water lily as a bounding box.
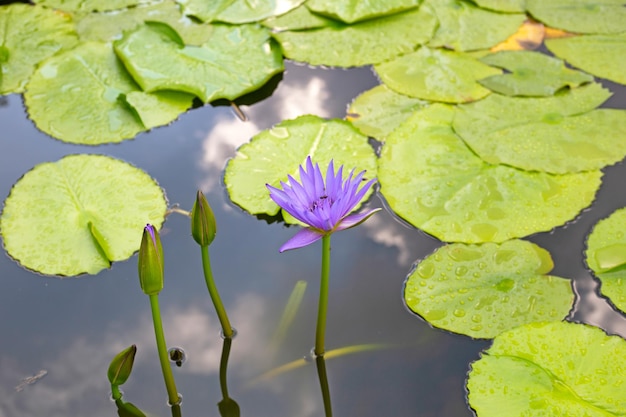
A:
[266,156,380,252]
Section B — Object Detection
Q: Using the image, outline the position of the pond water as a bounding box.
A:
[1,61,625,417]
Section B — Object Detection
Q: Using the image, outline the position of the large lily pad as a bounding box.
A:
[472,0,525,12]
[478,50,593,96]
[178,0,305,23]
[378,104,602,243]
[224,115,377,216]
[34,0,151,12]
[262,4,336,31]
[546,33,626,85]
[0,3,78,95]
[467,321,626,416]
[585,208,626,313]
[425,0,526,51]
[526,0,626,34]
[24,41,193,144]
[453,83,626,174]
[305,0,421,23]
[272,6,437,67]
[0,155,167,276]
[374,46,501,103]
[405,240,573,338]
[114,22,284,102]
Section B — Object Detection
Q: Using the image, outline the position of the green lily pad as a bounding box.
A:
[585,208,626,313]
[346,84,430,139]
[0,3,78,95]
[0,154,167,276]
[478,50,594,96]
[305,0,421,24]
[262,4,337,31]
[178,0,305,23]
[405,240,573,338]
[272,6,437,67]
[176,0,234,21]
[374,46,501,103]
[467,321,626,416]
[453,83,626,174]
[224,115,377,216]
[24,41,193,144]
[526,0,626,34]
[34,0,151,12]
[114,22,284,102]
[546,33,626,85]
[378,104,602,243]
[425,0,526,51]
[472,0,525,12]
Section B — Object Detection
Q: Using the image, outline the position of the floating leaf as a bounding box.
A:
[478,50,593,96]
[585,208,626,313]
[305,0,421,23]
[24,42,193,144]
[224,115,377,216]
[272,6,437,67]
[176,0,234,21]
[114,22,284,102]
[34,0,151,12]
[467,321,626,416]
[546,33,626,85]
[374,46,501,103]
[346,84,430,139]
[426,0,526,51]
[0,155,167,276]
[378,104,601,243]
[0,3,78,95]
[178,0,305,23]
[262,4,337,31]
[472,0,525,12]
[453,83,626,174]
[405,240,573,338]
[490,19,545,52]
[526,0,626,34]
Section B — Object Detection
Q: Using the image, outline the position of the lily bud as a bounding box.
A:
[138,224,164,295]
[107,345,137,386]
[191,190,217,246]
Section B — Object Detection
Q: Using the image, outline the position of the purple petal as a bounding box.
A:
[279,228,325,252]
[335,208,381,231]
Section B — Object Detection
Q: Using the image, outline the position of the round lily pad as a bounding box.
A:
[472,0,525,12]
[262,4,336,31]
[585,207,626,313]
[178,0,305,23]
[404,240,573,338]
[224,115,377,217]
[374,46,502,103]
[526,0,626,34]
[453,83,626,174]
[0,154,167,276]
[378,104,602,243]
[305,0,421,24]
[467,321,626,416]
[34,0,151,12]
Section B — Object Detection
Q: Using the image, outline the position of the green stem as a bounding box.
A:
[315,235,331,357]
[110,384,122,401]
[201,246,234,338]
[149,294,180,406]
[315,354,333,417]
[219,336,233,399]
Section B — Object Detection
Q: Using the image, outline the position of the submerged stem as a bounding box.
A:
[316,355,333,417]
[149,294,180,406]
[201,246,234,338]
[315,235,331,356]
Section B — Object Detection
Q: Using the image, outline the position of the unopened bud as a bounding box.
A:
[138,224,164,295]
[191,190,216,246]
[107,345,137,386]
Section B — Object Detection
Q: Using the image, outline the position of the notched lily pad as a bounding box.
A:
[0,154,167,276]
[34,0,151,12]
[224,115,377,217]
[178,0,305,23]
[467,321,626,416]
[262,4,337,31]
[526,0,626,34]
[472,0,525,12]
[305,0,421,24]
[405,240,573,338]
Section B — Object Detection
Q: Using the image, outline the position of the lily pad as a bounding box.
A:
[178,0,305,23]
[24,41,193,144]
[478,50,593,96]
[453,83,626,174]
[374,46,501,103]
[467,321,626,416]
[404,240,573,338]
[546,33,626,85]
[425,0,526,51]
[114,22,284,102]
[176,0,234,21]
[346,84,430,139]
[0,3,78,95]
[224,115,377,217]
[490,19,545,52]
[305,0,421,24]
[526,0,626,34]
[585,208,626,313]
[272,6,437,67]
[0,154,167,276]
[262,4,337,31]
[472,0,525,12]
[34,0,151,12]
[378,104,602,243]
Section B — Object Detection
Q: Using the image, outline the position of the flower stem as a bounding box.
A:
[110,384,122,401]
[201,246,234,338]
[149,294,180,406]
[315,235,331,356]
[316,354,333,417]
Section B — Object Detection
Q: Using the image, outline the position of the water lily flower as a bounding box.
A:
[266,157,380,252]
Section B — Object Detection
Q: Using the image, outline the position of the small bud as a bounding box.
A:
[191,190,217,246]
[138,224,164,295]
[107,345,137,386]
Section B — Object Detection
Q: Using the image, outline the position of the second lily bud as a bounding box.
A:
[138,224,164,296]
[191,190,217,247]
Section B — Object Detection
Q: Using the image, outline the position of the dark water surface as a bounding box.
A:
[0,63,625,417]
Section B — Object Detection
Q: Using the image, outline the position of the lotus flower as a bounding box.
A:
[267,157,379,252]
